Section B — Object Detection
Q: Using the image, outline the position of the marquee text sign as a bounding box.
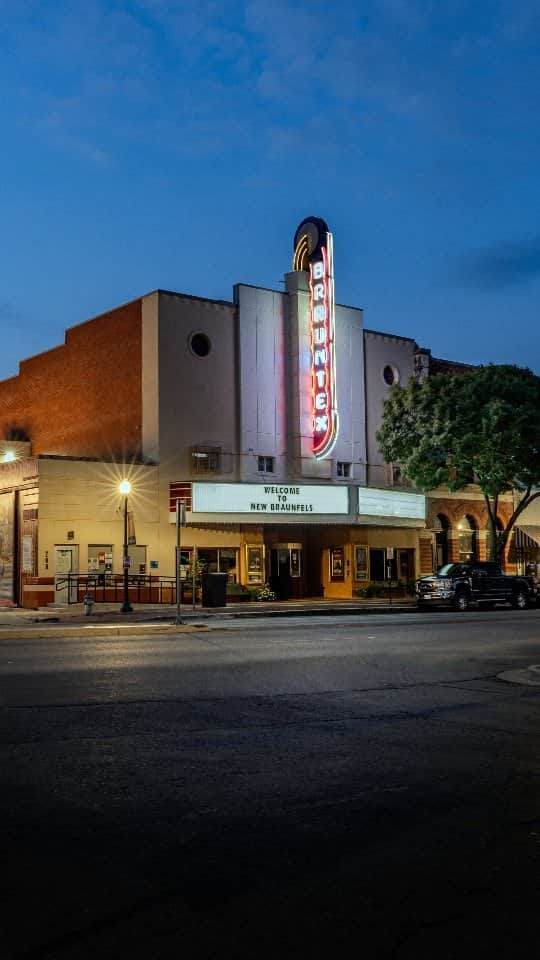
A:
[293,217,338,460]
[357,487,426,521]
[189,483,349,516]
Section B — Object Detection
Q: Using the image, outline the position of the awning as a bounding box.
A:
[515,524,540,547]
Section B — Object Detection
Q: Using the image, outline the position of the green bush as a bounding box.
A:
[255,584,277,601]
[226,583,252,602]
[355,581,407,599]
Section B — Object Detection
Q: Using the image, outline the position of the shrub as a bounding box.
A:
[255,584,277,601]
[354,581,406,599]
[226,583,252,602]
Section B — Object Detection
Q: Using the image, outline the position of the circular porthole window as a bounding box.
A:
[383,364,399,386]
[189,332,211,358]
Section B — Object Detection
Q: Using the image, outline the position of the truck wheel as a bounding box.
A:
[511,590,529,610]
[453,591,469,612]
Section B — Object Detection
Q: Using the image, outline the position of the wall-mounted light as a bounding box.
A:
[4,451,15,462]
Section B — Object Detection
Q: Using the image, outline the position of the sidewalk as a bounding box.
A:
[0,595,417,630]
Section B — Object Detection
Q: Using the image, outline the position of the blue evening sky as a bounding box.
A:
[1,0,539,378]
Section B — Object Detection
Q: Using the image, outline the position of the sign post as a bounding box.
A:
[386,547,394,605]
[175,499,186,624]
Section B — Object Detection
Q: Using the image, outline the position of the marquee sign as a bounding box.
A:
[293,216,338,460]
[357,487,426,521]
[171,482,349,519]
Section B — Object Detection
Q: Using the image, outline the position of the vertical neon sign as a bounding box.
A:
[293,217,338,460]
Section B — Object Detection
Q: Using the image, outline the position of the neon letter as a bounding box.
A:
[315,414,329,432]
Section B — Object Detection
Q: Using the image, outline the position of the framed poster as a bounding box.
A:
[354,545,368,581]
[246,544,265,584]
[22,536,35,573]
[330,546,345,581]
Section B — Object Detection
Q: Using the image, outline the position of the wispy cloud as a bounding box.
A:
[458,236,540,289]
[0,300,27,328]
[3,0,540,166]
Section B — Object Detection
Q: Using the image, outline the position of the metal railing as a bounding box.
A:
[58,574,194,605]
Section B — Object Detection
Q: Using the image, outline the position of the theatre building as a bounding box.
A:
[0,216,449,607]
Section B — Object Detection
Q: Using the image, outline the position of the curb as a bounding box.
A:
[498,664,540,686]
[0,623,210,640]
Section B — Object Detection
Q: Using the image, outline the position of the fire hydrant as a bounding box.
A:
[83,593,94,616]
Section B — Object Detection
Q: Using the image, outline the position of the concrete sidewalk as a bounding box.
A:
[0,595,417,631]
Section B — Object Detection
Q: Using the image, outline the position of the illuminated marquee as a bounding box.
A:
[293,217,338,460]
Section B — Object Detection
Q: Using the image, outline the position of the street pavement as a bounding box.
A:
[2,609,540,958]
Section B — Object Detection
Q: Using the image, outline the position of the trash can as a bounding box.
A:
[201,572,227,607]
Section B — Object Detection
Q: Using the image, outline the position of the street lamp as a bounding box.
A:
[119,479,133,613]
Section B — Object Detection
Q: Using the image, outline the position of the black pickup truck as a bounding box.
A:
[416,561,537,611]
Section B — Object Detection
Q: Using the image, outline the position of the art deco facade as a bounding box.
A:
[0,219,527,608]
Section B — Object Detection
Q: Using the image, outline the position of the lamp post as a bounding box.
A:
[119,480,133,613]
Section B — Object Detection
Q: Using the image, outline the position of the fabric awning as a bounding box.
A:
[515,524,540,547]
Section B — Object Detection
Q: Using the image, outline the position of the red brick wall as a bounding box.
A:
[0,299,142,458]
[428,495,514,567]
[419,537,434,575]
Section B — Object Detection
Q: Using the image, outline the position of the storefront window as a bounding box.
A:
[198,548,238,582]
[330,546,345,581]
[219,548,238,581]
[432,514,449,569]
[246,545,264,584]
[458,516,477,561]
[354,545,368,580]
[128,545,147,575]
[290,548,302,578]
[88,544,113,574]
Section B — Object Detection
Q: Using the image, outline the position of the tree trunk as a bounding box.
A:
[495,488,540,565]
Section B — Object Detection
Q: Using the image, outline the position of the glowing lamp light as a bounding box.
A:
[4,451,15,462]
[119,480,131,496]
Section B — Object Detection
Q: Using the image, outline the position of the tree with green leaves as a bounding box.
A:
[376,364,540,562]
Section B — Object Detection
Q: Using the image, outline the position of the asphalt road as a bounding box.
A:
[2,609,540,959]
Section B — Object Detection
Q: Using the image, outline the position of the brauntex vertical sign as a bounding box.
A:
[293,216,339,460]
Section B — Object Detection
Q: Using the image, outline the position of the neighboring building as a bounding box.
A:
[511,493,540,576]
[414,349,517,571]
[0,216,501,607]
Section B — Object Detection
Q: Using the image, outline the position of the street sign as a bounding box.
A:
[176,499,187,527]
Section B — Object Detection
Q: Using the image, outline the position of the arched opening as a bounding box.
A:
[457,515,477,561]
[486,517,504,563]
[432,514,450,570]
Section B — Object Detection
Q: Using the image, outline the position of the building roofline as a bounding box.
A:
[429,355,474,370]
[234,281,285,296]
[364,328,417,344]
[155,289,234,308]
